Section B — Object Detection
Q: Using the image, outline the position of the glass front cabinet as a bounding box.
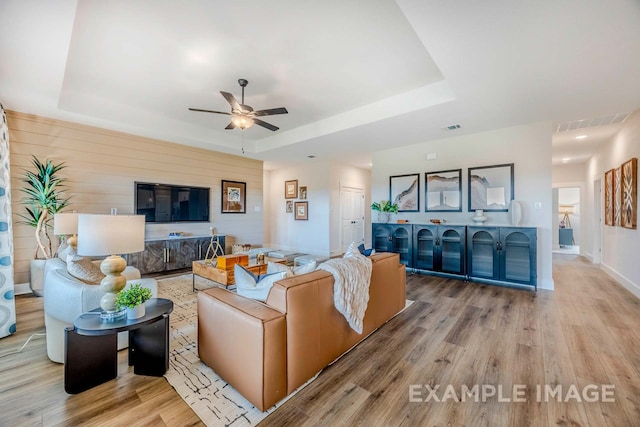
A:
[467,226,537,289]
[413,224,466,277]
[372,223,412,267]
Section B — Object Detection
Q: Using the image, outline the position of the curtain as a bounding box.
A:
[0,103,16,338]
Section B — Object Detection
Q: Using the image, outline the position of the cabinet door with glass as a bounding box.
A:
[466,227,500,281]
[413,225,437,270]
[438,225,466,275]
[500,227,537,286]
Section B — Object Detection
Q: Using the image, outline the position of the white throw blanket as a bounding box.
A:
[318,253,372,334]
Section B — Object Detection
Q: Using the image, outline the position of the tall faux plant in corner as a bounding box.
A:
[18,156,71,260]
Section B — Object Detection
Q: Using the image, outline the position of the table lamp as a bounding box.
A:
[54,212,79,249]
[77,214,145,320]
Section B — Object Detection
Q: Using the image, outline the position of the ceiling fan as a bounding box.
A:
[189,78,288,131]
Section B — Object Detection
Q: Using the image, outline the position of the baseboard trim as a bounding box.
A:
[600,263,640,299]
[14,282,32,296]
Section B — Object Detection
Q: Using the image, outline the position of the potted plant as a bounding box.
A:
[17,155,71,295]
[115,283,153,319]
[371,200,399,223]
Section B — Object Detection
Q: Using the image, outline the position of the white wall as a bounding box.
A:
[371,121,554,289]
[585,110,640,297]
[265,161,370,257]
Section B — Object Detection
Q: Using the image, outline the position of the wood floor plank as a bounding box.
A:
[4,253,640,426]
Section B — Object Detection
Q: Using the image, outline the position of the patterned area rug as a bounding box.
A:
[158,273,412,426]
[158,274,296,426]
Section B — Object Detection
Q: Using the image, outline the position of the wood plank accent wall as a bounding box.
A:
[7,111,263,285]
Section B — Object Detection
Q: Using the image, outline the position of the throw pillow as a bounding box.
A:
[57,243,76,262]
[267,260,317,277]
[357,243,375,257]
[66,254,105,285]
[344,242,357,258]
[234,264,287,302]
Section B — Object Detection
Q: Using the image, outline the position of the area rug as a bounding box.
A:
[158,274,297,426]
[158,273,413,427]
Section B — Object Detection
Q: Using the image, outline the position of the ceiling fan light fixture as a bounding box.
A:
[231,114,254,129]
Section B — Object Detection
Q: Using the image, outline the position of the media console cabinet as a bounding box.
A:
[372,223,537,290]
[127,235,225,275]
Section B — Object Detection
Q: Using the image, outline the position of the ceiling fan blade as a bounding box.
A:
[253,118,279,131]
[225,122,236,130]
[220,91,241,111]
[188,108,230,115]
[253,107,288,117]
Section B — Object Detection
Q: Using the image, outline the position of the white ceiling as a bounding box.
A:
[1,0,639,170]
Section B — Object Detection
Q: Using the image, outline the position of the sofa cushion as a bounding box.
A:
[266,261,317,278]
[357,243,375,256]
[66,254,105,285]
[235,264,287,302]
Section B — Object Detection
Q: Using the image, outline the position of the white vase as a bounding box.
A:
[472,209,487,223]
[377,212,391,223]
[126,304,146,320]
[29,259,47,297]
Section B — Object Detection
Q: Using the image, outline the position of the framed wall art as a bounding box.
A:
[604,169,613,226]
[468,163,514,212]
[294,201,308,220]
[390,173,419,212]
[221,180,246,214]
[299,186,307,200]
[621,157,637,229]
[425,169,462,212]
[614,166,622,226]
[286,200,293,213]
[285,179,298,199]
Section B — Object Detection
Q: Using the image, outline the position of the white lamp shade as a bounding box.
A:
[77,214,145,256]
[53,212,78,235]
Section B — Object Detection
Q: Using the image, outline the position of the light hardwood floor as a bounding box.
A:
[2,254,639,426]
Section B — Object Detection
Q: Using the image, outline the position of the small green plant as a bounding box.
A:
[370,200,399,213]
[115,284,152,309]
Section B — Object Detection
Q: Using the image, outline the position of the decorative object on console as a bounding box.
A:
[604,168,614,226]
[221,180,246,214]
[509,200,523,226]
[371,199,398,223]
[559,205,574,229]
[425,169,462,212]
[621,157,637,229]
[472,209,488,223]
[390,173,420,212]
[429,219,445,224]
[285,179,298,199]
[77,214,145,320]
[294,201,308,220]
[115,283,152,319]
[54,212,78,249]
[468,163,514,212]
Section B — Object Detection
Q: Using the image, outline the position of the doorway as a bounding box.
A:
[552,185,581,255]
[340,186,365,253]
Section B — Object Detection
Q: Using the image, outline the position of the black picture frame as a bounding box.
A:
[425,169,462,212]
[221,180,246,214]
[389,173,420,212]
[468,163,514,212]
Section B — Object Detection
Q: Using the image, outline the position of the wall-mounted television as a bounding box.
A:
[135,182,210,223]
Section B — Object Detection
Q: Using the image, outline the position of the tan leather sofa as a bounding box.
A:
[197,252,406,411]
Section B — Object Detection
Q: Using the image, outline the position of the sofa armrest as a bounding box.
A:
[197,288,286,412]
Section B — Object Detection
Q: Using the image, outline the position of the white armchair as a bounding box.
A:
[43,257,157,363]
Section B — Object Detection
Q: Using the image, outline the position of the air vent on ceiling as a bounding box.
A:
[307,155,316,158]
[555,113,630,133]
[443,124,461,131]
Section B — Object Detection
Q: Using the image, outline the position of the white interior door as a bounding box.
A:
[341,187,365,252]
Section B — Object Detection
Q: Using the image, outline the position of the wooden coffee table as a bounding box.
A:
[192,257,286,291]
